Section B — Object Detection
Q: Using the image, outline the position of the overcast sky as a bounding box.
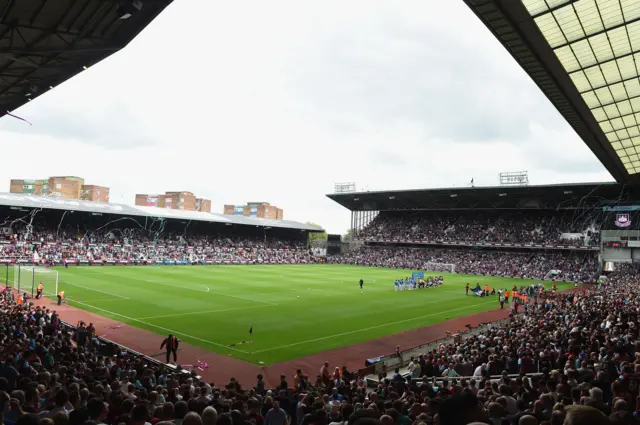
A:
[0,0,613,234]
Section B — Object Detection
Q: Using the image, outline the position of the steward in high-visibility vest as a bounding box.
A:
[57,291,64,306]
[36,283,43,299]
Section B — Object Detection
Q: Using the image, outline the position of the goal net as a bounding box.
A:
[424,262,456,273]
[12,265,59,297]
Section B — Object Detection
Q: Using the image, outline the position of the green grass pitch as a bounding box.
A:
[48,265,572,365]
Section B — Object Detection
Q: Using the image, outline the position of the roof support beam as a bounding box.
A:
[530,0,579,19]
[552,15,640,51]
[8,23,104,41]
[464,0,635,184]
[0,0,174,121]
[3,45,121,55]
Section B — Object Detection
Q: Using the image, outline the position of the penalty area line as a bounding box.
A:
[251,300,496,354]
[67,299,249,353]
[64,281,130,300]
[67,298,133,304]
[136,304,271,320]
[91,272,274,306]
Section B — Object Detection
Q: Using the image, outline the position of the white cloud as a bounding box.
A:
[0,0,612,234]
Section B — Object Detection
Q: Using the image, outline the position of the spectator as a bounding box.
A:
[330,246,596,282]
[265,401,288,425]
[2,212,640,425]
[358,211,600,246]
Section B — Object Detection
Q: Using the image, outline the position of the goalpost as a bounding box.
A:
[11,265,59,297]
[424,262,456,273]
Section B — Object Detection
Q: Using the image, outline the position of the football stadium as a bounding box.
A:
[2,1,640,424]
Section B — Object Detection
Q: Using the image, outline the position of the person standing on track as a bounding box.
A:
[160,334,180,364]
[359,279,364,289]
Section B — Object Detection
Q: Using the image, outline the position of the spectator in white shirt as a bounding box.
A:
[473,363,486,377]
[442,364,459,377]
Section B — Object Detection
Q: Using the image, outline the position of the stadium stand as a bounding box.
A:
[0,253,638,425]
[330,246,597,282]
[3,0,640,423]
[326,183,628,284]
[1,0,173,118]
[359,210,601,246]
[0,195,317,265]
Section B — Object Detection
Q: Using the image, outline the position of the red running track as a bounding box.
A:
[32,295,513,388]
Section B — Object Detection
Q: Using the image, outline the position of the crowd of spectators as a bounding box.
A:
[606,263,640,286]
[372,269,640,425]
[0,224,312,265]
[0,259,637,425]
[330,246,597,282]
[360,212,601,246]
[2,211,640,425]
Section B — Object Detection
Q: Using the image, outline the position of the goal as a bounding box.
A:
[12,265,59,297]
[424,262,456,273]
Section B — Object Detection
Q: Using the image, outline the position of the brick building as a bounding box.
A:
[196,198,211,213]
[9,176,110,203]
[223,202,283,220]
[135,191,211,213]
[80,185,110,203]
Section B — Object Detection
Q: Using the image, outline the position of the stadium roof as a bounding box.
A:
[0,193,322,232]
[0,0,173,118]
[327,182,640,211]
[465,0,640,184]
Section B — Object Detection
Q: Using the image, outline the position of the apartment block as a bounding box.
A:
[9,176,109,203]
[80,185,110,203]
[135,191,211,212]
[196,198,211,213]
[48,176,83,199]
[9,179,47,195]
[223,201,283,220]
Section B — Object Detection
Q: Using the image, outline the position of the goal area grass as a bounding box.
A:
[44,265,572,365]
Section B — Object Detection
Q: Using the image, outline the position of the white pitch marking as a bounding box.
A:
[87,271,275,305]
[67,299,248,353]
[136,304,270,320]
[251,300,496,354]
[69,298,133,303]
[64,281,130,299]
